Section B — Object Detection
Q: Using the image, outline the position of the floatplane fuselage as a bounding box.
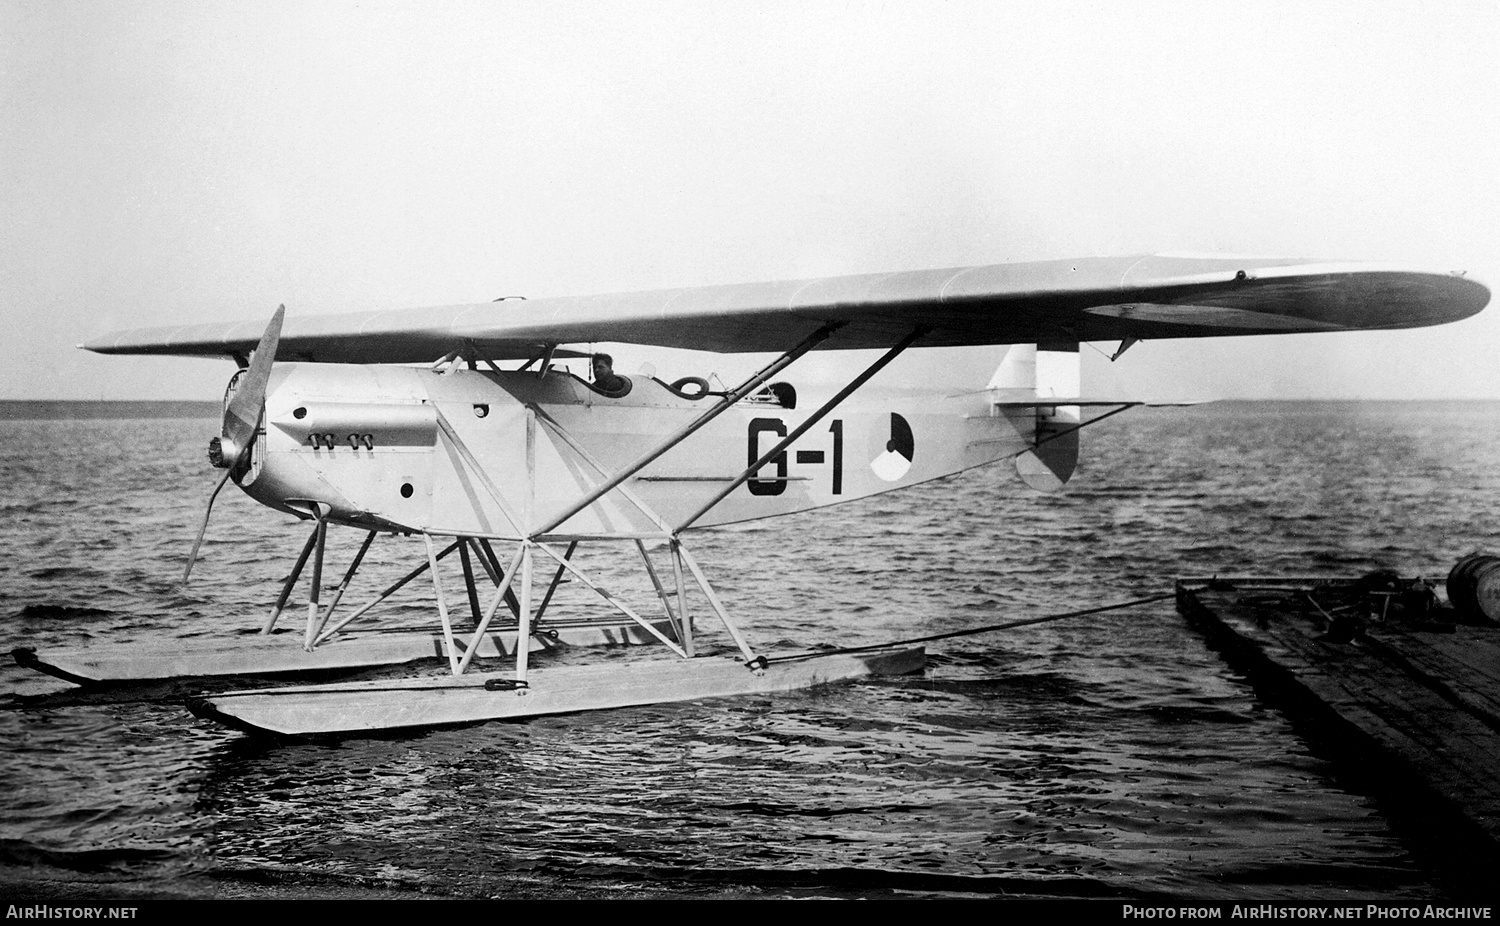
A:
[239,359,1070,537]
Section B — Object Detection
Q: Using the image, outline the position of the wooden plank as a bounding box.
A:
[12,618,677,685]
[1177,579,1500,846]
[186,647,926,737]
[1369,626,1500,728]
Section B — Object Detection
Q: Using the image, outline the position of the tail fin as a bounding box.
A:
[989,343,1080,493]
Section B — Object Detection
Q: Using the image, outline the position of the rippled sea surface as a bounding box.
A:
[4,401,1500,900]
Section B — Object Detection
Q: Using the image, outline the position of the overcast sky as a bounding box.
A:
[3,0,1497,401]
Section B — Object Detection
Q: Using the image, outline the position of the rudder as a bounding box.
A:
[989,342,1080,492]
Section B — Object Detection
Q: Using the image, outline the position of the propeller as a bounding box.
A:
[183,305,284,585]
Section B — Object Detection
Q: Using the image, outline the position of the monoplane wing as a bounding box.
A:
[81,254,1488,363]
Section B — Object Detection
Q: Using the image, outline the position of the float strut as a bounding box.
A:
[532,543,688,657]
[474,538,522,618]
[636,540,685,646]
[675,544,756,665]
[456,542,527,674]
[303,515,329,651]
[313,539,462,645]
[670,540,694,657]
[313,530,378,641]
[532,540,577,624]
[425,534,461,675]
[457,540,485,628]
[262,523,321,635]
[514,544,534,683]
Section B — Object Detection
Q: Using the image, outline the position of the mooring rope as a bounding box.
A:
[765,591,1180,664]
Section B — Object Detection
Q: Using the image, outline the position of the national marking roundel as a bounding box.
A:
[869,413,914,481]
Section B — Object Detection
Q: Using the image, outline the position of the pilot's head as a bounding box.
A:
[592,354,614,378]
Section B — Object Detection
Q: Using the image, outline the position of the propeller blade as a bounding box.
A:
[182,463,236,585]
[185,305,281,585]
[223,305,284,451]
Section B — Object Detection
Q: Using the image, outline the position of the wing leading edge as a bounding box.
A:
[81,254,1489,363]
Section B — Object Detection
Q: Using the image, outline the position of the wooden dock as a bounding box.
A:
[1176,575,1500,855]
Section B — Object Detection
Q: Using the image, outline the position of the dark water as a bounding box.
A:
[4,401,1500,900]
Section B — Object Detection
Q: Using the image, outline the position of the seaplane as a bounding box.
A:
[13,254,1489,736]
